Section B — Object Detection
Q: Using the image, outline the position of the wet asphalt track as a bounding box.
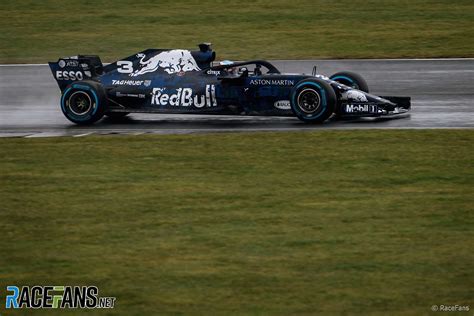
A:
[0,59,473,137]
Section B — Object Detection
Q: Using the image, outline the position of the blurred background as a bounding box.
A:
[1,0,473,63]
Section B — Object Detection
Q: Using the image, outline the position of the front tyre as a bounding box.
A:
[290,78,337,123]
[61,81,107,125]
[330,71,369,93]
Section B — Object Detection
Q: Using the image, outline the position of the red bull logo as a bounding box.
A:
[341,90,368,102]
[130,50,201,77]
[151,85,217,108]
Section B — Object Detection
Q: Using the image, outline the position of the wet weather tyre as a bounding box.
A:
[290,78,337,123]
[330,71,369,93]
[60,80,107,125]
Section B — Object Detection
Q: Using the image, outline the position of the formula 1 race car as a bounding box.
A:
[49,43,410,125]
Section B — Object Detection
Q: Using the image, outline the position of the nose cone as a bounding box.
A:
[339,88,396,106]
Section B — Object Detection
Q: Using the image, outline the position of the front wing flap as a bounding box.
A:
[340,96,411,118]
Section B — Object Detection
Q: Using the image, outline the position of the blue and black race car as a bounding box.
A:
[49,43,410,125]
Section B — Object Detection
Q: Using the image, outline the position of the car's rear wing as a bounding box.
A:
[48,55,103,91]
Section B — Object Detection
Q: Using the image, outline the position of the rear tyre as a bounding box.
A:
[290,78,337,123]
[330,71,369,93]
[60,80,107,125]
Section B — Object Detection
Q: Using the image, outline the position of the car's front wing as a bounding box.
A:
[339,96,411,118]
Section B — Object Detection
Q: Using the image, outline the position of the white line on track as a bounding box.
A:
[73,132,93,137]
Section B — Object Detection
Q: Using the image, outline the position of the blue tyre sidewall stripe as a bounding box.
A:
[60,87,72,115]
[292,81,327,120]
[330,75,354,83]
[331,75,359,89]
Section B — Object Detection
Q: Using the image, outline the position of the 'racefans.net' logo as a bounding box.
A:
[5,285,116,309]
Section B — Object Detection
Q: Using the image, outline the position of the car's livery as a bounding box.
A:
[49,43,411,125]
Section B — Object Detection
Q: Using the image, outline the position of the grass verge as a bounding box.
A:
[0,130,473,315]
[1,0,473,63]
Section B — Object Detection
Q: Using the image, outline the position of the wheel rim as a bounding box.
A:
[297,88,321,114]
[68,91,92,115]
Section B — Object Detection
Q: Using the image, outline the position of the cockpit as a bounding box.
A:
[208,60,281,77]
[192,43,281,77]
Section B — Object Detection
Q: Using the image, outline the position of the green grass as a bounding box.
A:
[0,0,473,63]
[0,130,473,315]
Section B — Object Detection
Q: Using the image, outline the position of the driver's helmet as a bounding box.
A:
[219,60,234,66]
[219,60,237,75]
